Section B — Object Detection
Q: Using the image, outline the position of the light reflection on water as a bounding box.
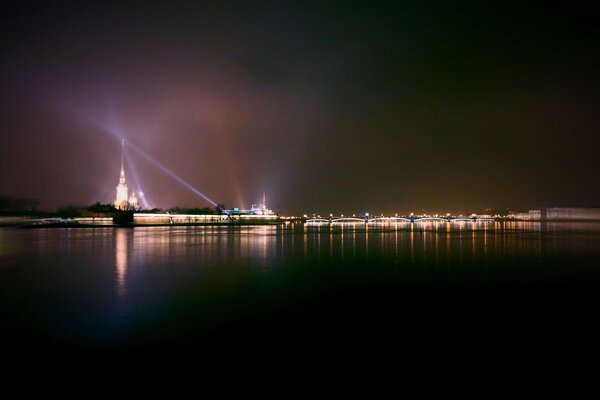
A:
[115,229,128,296]
[1,221,600,347]
[100,221,600,281]
[2,222,600,277]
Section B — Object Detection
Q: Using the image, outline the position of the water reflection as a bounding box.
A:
[0,228,19,267]
[2,222,600,334]
[26,221,597,304]
[115,228,128,296]
[299,220,579,269]
[4,221,600,352]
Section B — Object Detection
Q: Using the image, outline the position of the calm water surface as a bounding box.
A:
[1,221,600,354]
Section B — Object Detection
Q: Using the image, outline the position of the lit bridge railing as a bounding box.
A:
[306,216,496,224]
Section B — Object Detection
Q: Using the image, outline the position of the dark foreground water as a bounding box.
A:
[1,221,600,360]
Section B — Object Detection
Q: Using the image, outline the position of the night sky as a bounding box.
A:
[1,1,598,215]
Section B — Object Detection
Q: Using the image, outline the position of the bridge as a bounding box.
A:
[306,215,496,224]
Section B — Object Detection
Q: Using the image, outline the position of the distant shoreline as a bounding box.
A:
[3,216,600,228]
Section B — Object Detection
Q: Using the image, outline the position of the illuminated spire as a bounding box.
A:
[261,192,267,214]
[115,139,129,210]
[119,139,126,184]
[121,139,125,175]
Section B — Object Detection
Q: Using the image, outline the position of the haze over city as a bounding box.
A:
[4,2,600,375]
[1,2,598,214]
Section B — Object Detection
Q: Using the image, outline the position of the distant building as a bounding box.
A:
[529,210,541,220]
[508,211,533,220]
[509,208,600,221]
[114,140,140,211]
[226,193,275,216]
[128,192,139,210]
[545,207,600,220]
[250,193,274,215]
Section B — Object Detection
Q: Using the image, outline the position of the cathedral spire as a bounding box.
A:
[115,139,129,210]
[121,139,125,174]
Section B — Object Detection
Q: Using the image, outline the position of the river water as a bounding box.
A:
[1,221,600,357]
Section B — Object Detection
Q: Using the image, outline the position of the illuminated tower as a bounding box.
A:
[128,191,139,210]
[114,139,129,210]
[261,192,267,214]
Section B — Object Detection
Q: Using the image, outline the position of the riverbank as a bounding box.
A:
[5,214,600,228]
[1,213,282,227]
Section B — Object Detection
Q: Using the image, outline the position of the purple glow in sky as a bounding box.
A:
[1,2,599,214]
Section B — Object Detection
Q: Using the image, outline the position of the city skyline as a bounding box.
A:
[1,2,599,214]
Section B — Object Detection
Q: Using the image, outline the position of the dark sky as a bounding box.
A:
[1,1,598,214]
